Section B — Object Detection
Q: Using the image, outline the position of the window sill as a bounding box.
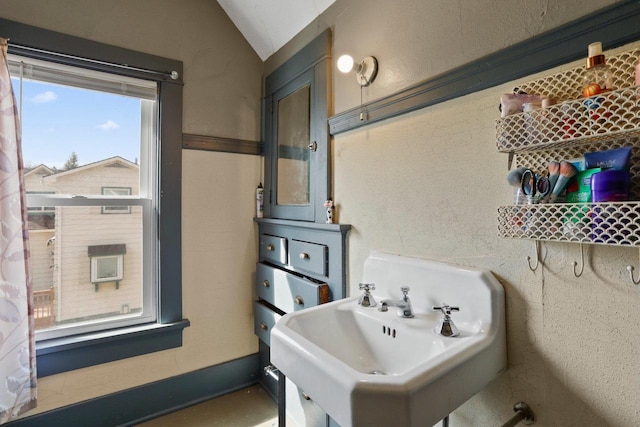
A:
[36,319,190,377]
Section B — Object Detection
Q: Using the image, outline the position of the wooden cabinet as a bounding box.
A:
[255,218,349,427]
[263,30,331,223]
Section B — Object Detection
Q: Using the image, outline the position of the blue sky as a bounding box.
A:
[12,77,142,169]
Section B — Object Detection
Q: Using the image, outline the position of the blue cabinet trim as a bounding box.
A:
[329,0,640,134]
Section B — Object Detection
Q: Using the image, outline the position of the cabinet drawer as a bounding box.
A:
[290,240,328,276]
[254,301,281,346]
[260,234,287,265]
[256,263,329,312]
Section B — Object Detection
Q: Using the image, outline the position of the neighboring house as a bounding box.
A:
[25,157,142,326]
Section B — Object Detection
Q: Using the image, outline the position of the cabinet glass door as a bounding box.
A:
[277,84,311,206]
[263,29,330,222]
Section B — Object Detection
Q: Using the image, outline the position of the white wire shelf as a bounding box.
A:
[496,47,640,153]
[496,47,640,247]
[497,202,640,246]
[496,87,640,153]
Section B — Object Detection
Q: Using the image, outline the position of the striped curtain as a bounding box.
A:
[0,38,37,423]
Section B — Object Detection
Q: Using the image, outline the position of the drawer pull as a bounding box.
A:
[294,296,304,305]
[299,252,310,260]
[262,280,270,288]
[266,244,275,251]
[260,321,268,331]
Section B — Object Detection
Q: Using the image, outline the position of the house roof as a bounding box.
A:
[24,164,56,177]
[42,156,138,181]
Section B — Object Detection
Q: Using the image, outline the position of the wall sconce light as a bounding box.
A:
[337,54,378,86]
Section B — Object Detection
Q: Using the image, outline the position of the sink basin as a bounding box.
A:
[271,251,506,427]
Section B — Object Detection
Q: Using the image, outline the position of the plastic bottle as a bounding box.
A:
[583,42,613,130]
[256,183,264,218]
[583,42,612,97]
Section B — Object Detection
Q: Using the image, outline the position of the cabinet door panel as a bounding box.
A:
[263,30,331,222]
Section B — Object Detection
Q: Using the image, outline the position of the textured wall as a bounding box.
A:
[0,0,263,414]
[268,0,640,426]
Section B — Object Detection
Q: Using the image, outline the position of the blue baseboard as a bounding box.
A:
[8,353,260,427]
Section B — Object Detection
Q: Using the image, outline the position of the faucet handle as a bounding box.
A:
[400,286,410,296]
[358,283,376,307]
[432,304,460,316]
[433,303,460,337]
[359,283,375,292]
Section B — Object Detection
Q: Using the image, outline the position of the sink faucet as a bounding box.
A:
[378,286,414,318]
[358,283,377,307]
[432,304,460,337]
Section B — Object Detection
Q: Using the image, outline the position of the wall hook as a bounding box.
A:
[526,240,540,272]
[625,249,640,285]
[572,243,585,277]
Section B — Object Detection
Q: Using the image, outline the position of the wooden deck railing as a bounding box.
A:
[33,287,55,328]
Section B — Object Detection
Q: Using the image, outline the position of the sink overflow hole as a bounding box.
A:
[382,325,397,338]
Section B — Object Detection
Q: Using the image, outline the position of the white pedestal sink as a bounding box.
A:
[271,251,506,427]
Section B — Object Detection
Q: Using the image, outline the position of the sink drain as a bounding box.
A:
[368,370,387,375]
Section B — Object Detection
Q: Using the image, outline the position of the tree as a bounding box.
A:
[63,152,79,170]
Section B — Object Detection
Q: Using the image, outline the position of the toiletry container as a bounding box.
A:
[590,170,630,242]
[591,169,629,202]
[583,42,613,131]
[583,42,612,96]
[523,101,542,142]
[256,182,264,218]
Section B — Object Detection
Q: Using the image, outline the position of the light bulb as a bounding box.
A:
[337,54,355,73]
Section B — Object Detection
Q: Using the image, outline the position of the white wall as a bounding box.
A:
[1,0,263,414]
[267,0,639,425]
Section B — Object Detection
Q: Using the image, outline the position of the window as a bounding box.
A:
[5,18,186,376]
[89,244,126,290]
[11,55,156,339]
[102,187,132,214]
[93,255,123,282]
[26,191,55,230]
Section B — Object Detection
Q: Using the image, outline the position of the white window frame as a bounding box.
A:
[12,54,160,341]
[91,254,124,283]
[102,187,133,214]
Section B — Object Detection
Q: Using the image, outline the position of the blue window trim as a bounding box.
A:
[1,17,189,377]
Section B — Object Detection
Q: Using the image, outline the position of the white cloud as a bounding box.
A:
[97,120,120,131]
[31,91,57,104]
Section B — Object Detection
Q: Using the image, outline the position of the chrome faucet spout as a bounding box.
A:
[378,286,413,318]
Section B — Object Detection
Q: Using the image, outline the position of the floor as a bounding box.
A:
[136,384,279,427]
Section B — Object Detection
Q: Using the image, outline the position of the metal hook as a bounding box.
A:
[572,243,585,277]
[626,249,640,285]
[526,240,540,272]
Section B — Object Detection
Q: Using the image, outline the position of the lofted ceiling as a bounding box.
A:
[217,0,335,61]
